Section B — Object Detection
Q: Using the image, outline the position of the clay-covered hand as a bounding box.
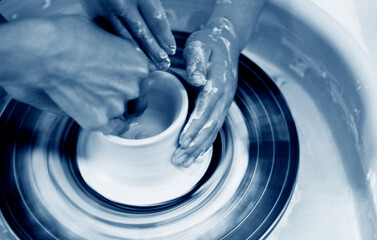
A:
[79,0,176,70]
[173,18,240,167]
[0,15,149,136]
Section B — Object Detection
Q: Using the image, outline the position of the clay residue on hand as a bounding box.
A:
[219,37,238,78]
[208,17,236,41]
[223,71,227,82]
[132,20,153,45]
[158,50,171,69]
[220,37,231,60]
[42,0,51,9]
[153,10,166,20]
[186,41,207,85]
[133,20,145,37]
[203,80,219,94]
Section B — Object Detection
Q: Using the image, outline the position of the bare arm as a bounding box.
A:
[209,0,265,51]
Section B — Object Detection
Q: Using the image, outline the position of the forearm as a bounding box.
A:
[0,18,56,87]
[206,0,266,52]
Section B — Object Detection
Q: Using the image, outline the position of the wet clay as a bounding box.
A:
[121,80,178,140]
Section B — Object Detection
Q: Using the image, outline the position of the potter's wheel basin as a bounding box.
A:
[2,0,376,239]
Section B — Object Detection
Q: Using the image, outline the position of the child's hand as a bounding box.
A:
[173,18,240,167]
[79,0,176,70]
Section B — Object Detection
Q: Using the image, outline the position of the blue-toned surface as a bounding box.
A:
[1,0,377,239]
[0,30,299,238]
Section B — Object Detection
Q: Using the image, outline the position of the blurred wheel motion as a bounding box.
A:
[0,29,298,239]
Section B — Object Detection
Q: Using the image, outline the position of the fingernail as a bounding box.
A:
[183,156,195,168]
[173,154,187,165]
[188,138,197,148]
[180,137,192,148]
[196,155,204,163]
[158,61,171,70]
[168,45,176,55]
[159,50,168,60]
[196,151,206,162]
[191,71,207,86]
[158,54,171,70]
[173,148,184,162]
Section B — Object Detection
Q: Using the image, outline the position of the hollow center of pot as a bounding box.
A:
[120,83,179,140]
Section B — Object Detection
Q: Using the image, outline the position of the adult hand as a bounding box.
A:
[0,15,149,135]
[79,0,176,70]
[173,18,240,167]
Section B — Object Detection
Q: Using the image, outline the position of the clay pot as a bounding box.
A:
[76,70,211,206]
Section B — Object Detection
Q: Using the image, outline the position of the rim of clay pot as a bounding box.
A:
[102,71,189,147]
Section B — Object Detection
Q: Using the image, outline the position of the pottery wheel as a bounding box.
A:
[0,32,299,240]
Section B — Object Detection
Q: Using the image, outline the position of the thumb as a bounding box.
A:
[126,76,149,117]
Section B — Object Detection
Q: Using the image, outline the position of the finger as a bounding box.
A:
[178,79,222,148]
[173,121,216,166]
[182,132,218,168]
[183,40,211,86]
[180,99,229,167]
[119,10,171,70]
[109,15,138,47]
[127,76,149,117]
[173,117,220,167]
[174,89,231,166]
[138,0,176,55]
[101,117,131,136]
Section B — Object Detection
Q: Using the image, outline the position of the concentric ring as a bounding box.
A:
[0,32,299,240]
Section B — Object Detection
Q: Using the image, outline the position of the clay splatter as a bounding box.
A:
[187,41,206,85]
[42,0,51,9]
[209,17,236,40]
[204,80,219,94]
[220,37,232,62]
[153,11,166,20]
